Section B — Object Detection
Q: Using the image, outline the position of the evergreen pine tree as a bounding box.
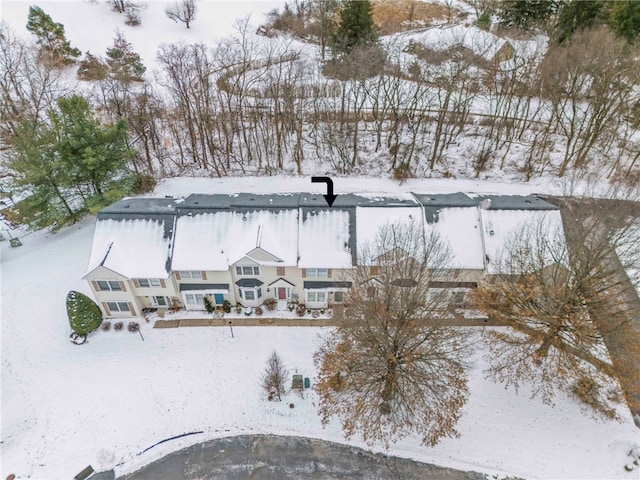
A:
[332,0,377,55]
[7,95,136,228]
[607,0,640,44]
[66,291,103,336]
[26,6,81,65]
[106,32,146,82]
[52,95,135,201]
[203,296,215,314]
[498,0,558,31]
[554,1,604,44]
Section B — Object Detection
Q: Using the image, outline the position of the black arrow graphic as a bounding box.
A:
[311,176,337,207]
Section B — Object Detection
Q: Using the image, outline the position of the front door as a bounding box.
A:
[277,287,287,300]
[214,293,224,304]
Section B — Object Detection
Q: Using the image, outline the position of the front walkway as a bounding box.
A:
[153,315,504,329]
[154,317,334,328]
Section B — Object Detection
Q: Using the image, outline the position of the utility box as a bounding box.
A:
[291,374,303,390]
[304,377,311,389]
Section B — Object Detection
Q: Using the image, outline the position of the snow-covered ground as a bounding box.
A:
[2,178,639,480]
[1,0,282,72]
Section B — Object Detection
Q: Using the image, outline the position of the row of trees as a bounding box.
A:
[496,0,640,44]
[2,3,640,228]
[314,206,639,447]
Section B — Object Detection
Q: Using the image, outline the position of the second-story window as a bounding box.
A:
[179,271,202,279]
[137,278,162,287]
[235,266,260,276]
[96,280,123,291]
[306,268,327,277]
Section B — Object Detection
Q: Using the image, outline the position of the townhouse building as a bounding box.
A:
[83,192,563,318]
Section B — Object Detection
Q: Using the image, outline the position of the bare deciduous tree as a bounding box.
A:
[315,221,472,447]
[261,351,289,401]
[165,0,198,29]
[471,205,640,419]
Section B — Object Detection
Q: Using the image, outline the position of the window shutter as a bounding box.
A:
[127,302,135,315]
[92,281,99,291]
[102,302,111,316]
[277,266,285,276]
[175,271,181,280]
[160,279,166,288]
[302,269,306,278]
[327,269,332,278]
[202,271,207,280]
[119,281,126,292]
[133,279,140,288]
[370,266,379,276]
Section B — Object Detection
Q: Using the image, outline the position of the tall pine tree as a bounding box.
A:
[498,0,558,31]
[26,6,80,66]
[554,1,604,44]
[332,0,377,55]
[106,32,146,82]
[7,95,136,228]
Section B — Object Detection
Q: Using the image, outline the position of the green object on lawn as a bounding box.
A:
[292,374,303,390]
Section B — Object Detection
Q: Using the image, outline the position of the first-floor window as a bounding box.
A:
[307,291,326,303]
[334,291,343,302]
[106,302,130,313]
[152,296,169,306]
[239,287,262,301]
[185,293,204,305]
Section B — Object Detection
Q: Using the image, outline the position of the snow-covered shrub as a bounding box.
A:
[222,300,231,313]
[254,306,263,316]
[263,297,277,311]
[296,303,306,317]
[203,296,214,314]
[66,291,102,336]
[101,321,111,331]
[114,322,124,331]
[127,321,139,332]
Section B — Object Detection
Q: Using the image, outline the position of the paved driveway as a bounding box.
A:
[119,434,487,480]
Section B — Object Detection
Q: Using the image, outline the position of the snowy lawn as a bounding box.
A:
[2,202,639,480]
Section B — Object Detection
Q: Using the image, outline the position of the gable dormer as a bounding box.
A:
[246,247,283,263]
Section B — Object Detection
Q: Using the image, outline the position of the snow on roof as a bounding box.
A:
[406,24,509,61]
[86,219,171,278]
[298,209,352,269]
[172,209,299,271]
[355,206,423,257]
[425,207,485,269]
[480,209,565,274]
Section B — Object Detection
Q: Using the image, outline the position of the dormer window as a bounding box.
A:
[236,266,260,276]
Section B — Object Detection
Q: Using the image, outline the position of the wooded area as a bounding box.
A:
[1,0,640,228]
